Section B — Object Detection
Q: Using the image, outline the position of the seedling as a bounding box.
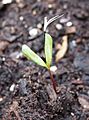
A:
[22,15,63,93]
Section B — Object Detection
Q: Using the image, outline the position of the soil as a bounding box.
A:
[0,0,89,120]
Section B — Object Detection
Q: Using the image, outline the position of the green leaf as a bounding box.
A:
[22,44,47,68]
[45,33,53,68]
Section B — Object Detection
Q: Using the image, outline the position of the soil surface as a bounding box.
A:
[0,0,89,120]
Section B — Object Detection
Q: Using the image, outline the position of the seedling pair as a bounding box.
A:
[22,15,63,93]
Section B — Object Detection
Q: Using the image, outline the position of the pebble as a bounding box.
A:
[2,57,5,61]
[29,28,38,37]
[60,17,70,23]
[16,0,25,8]
[0,97,3,102]
[50,66,57,72]
[71,112,75,116]
[72,40,77,47]
[2,0,13,4]
[37,23,42,29]
[55,24,63,30]
[48,4,53,8]
[66,21,73,27]
[10,83,15,92]
[24,24,28,28]
[19,16,24,21]
[19,79,27,95]
[16,52,23,59]
[10,51,20,59]
[32,10,37,15]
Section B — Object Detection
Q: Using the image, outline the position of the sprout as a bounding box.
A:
[22,15,64,93]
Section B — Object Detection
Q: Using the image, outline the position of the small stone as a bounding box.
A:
[24,24,28,28]
[0,97,3,102]
[16,0,25,8]
[48,4,53,8]
[66,21,73,27]
[10,52,20,59]
[19,16,24,21]
[37,23,42,29]
[10,84,15,92]
[50,66,57,73]
[2,0,13,4]
[29,28,38,37]
[16,52,23,59]
[19,79,27,95]
[60,17,70,23]
[55,24,63,30]
[63,4,68,9]
[72,40,77,47]
[71,112,75,116]
[32,10,37,15]
[2,57,5,61]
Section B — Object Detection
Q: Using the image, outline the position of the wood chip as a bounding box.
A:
[55,35,68,62]
[66,26,76,34]
[0,40,9,54]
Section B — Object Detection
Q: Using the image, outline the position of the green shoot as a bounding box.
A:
[22,15,64,93]
[22,33,57,93]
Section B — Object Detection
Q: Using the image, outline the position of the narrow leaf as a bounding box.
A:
[45,33,53,68]
[55,35,68,62]
[22,44,47,68]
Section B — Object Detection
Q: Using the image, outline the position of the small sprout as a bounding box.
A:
[22,15,64,93]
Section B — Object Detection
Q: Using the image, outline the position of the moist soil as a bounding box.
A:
[0,0,89,120]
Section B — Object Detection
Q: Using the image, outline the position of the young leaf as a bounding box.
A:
[45,33,53,68]
[22,44,47,68]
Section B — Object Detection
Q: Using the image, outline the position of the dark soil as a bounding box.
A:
[0,0,89,120]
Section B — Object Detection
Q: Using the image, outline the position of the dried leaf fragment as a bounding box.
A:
[55,35,68,62]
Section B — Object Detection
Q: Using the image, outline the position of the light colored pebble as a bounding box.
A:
[10,84,15,92]
[60,17,69,23]
[32,10,37,15]
[63,4,68,9]
[72,40,77,47]
[37,23,42,29]
[24,24,28,28]
[16,52,23,59]
[55,24,63,30]
[0,97,3,102]
[66,21,73,27]
[48,4,53,8]
[2,57,5,61]
[19,16,24,21]
[2,0,12,4]
[50,66,57,72]
[71,112,75,116]
[29,28,38,37]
